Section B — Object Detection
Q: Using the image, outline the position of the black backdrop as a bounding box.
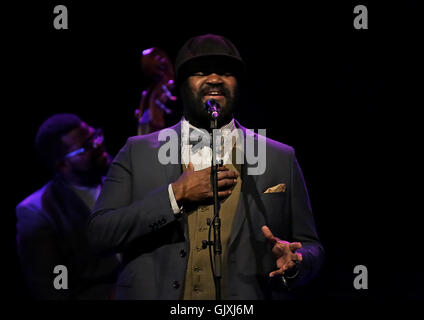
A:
[7,1,422,302]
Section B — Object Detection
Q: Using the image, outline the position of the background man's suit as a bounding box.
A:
[16,176,120,299]
[88,120,324,299]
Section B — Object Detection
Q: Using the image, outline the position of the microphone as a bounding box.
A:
[205,99,220,119]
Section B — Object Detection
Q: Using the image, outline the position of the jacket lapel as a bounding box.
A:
[228,121,265,249]
[162,121,183,184]
[42,175,91,237]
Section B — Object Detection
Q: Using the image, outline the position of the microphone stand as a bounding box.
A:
[208,101,222,300]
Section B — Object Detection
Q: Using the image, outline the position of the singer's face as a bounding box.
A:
[181,71,238,128]
[189,72,237,106]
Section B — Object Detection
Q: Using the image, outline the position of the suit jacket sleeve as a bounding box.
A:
[16,204,72,299]
[288,152,324,287]
[87,138,178,255]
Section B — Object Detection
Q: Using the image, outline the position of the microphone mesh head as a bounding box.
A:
[205,99,220,119]
[205,99,220,109]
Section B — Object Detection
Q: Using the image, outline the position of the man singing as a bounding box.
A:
[88,34,324,299]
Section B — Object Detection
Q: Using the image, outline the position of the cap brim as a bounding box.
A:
[176,54,246,84]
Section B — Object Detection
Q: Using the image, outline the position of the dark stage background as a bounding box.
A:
[7,1,422,301]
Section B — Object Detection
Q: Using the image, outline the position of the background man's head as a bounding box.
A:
[175,34,245,129]
[35,113,110,185]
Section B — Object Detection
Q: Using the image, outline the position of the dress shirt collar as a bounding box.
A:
[181,117,235,136]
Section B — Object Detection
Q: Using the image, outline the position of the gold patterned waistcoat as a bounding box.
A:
[183,159,242,300]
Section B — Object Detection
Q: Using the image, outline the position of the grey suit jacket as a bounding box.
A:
[88,120,324,299]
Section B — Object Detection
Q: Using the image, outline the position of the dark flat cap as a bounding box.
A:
[175,34,245,83]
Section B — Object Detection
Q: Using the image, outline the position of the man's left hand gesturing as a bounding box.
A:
[261,225,303,278]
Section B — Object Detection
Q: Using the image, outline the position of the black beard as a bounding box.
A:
[180,81,239,130]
